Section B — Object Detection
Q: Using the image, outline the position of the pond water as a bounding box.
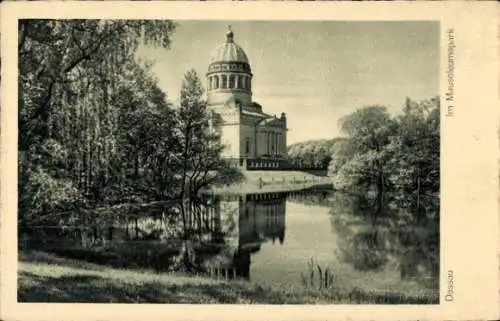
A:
[31,187,439,295]
[201,188,439,294]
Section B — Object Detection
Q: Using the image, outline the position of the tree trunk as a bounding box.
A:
[376,167,385,216]
[179,126,191,241]
[416,167,420,211]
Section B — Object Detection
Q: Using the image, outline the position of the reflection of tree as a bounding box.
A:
[391,222,439,287]
[340,228,388,271]
[329,192,439,289]
[284,188,330,207]
[31,191,287,278]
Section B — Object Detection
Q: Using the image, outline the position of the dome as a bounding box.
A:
[209,27,249,64]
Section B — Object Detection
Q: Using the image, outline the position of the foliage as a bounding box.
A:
[18,20,241,262]
[175,69,227,241]
[287,138,344,169]
[325,97,439,283]
[327,192,438,288]
[19,19,178,225]
[328,97,440,219]
[324,97,439,283]
[386,97,440,221]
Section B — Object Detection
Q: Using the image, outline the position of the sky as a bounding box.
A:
[137,21,439,145]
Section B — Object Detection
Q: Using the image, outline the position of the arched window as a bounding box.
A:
[214,75,219,89]
[228,75,235,89]
[221,74,227,89]
[238,76,243,89]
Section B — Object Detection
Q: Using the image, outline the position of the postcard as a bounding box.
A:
[1,1,498,321]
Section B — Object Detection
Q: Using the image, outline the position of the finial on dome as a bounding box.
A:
[226,25,234,43]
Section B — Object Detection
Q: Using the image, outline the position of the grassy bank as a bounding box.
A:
[18,251,438,304]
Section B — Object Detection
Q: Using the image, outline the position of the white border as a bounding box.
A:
[1,2,498,321]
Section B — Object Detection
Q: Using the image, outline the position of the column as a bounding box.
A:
[278,133,280,155]
[270,132,273,155]
[282,132,286,156]
[269,132,274,155]
[274,132,278,155]
[278,133,281,155]
[283,130,288,155]
[278,134,281,156]
[267,132,271,155]
[275,133,278,156]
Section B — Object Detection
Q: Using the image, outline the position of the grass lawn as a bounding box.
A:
[18,251,438,304]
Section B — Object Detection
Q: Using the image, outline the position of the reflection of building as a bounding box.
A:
[206,27,288,163]
[203,192,287,280]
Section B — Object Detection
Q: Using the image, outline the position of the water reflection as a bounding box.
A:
[327,192,439,289]
[202,189,438,291]
[201,192,287,280]
[28,187,438,292]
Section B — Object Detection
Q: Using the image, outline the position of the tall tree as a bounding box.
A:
[329,106,395,213]
[328,97,439,221]
[176,69,226,240]
[386,96,440,221]
[18,19,177,229]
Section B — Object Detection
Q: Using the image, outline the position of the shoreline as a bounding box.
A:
[209,170,333,195]
[208,181,333,196]
[18,250,439,304]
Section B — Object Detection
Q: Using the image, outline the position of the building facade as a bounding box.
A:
[206,28,288,164]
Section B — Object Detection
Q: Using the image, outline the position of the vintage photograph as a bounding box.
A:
[16,20,441,304]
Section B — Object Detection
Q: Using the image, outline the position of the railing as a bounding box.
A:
[223,157,328,172]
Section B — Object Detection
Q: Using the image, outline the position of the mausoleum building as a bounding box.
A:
[206,27,288,165]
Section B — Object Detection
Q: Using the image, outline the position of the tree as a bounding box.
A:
[171,69,246,271]
[386,96,440,222]
[328,97,439,221]
[18,19,177,231]
[176,69,227,239]
[325,97,439,282]
[287,138,342,169]
[329,106,395,213]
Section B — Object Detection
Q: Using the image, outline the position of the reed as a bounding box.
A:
[301,257,336,291]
